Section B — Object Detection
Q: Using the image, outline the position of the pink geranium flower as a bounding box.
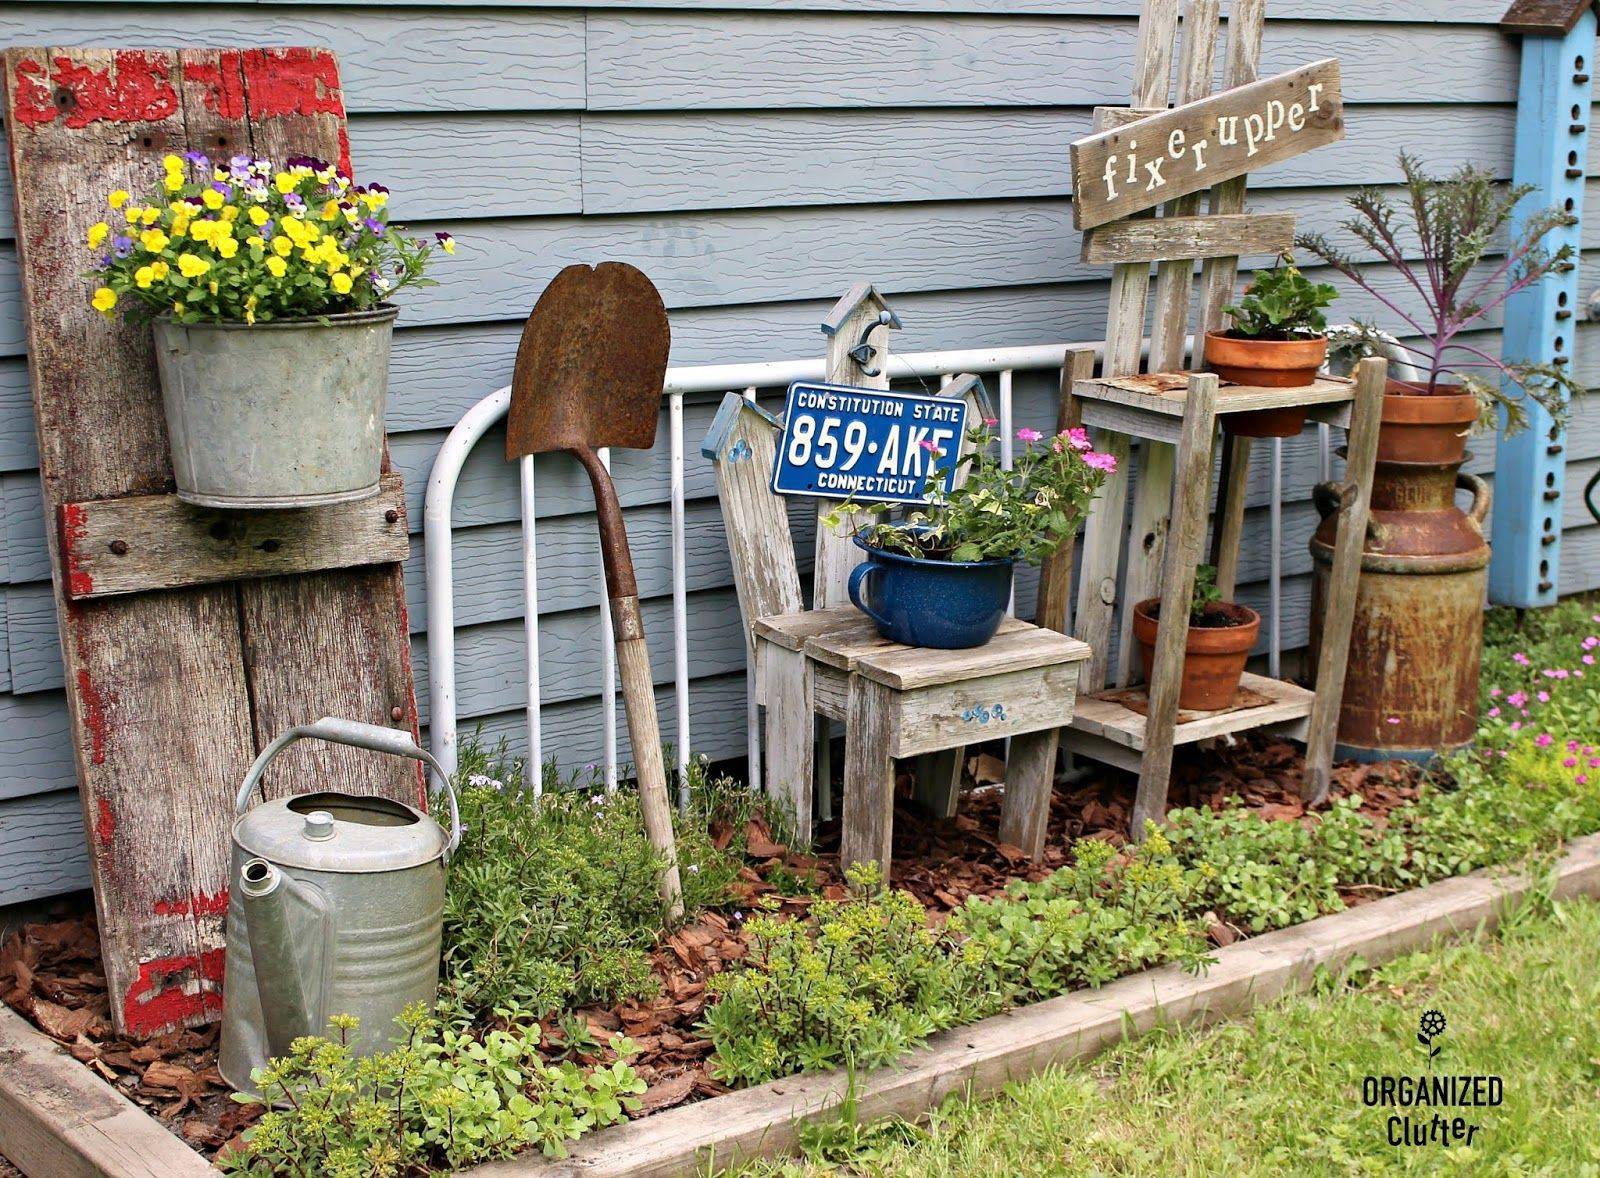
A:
[1083,450,1118,473]
[1016,427,1044,444]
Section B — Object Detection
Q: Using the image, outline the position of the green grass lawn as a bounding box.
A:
[741,894,1600,1176]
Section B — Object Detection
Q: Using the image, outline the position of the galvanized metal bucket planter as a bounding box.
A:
[152,305,397,509]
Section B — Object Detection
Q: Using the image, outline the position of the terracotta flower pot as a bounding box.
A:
[1132,597,1261,711]
[1377,380,1479,465]
[1203,331,1328,437]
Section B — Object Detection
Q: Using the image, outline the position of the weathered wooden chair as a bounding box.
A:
[702,286,1091,875]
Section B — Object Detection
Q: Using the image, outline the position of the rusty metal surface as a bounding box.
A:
[1310,459,1491,761]
[505,261,670,458]
[505,262,671,604]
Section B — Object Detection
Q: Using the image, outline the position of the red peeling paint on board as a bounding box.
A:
[121,948,226,1037]
[95,797,116,847]
[11,52,179,130]
[8,59,57,129]
[184,48,351,174]
[59,501,94,598]
[153,890,230,918]
[76,668,113,765]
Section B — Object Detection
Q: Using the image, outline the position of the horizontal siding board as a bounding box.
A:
[41,1,1515,21]
[405,498,746,633]
[413,585,749,726]
[4,582,56,694]
[580,104,1530,216]
[0,6,588,113]
[350,114,582,218]
[445,670,750,779]
[12,108,1598,236]
[13,182,1598,352]
[0,789,91,905]
[585,16,1517,111]
[0,691,76,802]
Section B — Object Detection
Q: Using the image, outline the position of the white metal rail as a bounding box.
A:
[423,335,1307,795]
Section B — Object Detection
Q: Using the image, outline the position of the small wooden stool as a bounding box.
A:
[755,608,1088,873]
[704,391,1091,876]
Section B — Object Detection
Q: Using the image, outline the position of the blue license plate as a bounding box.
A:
[769,381,968,504]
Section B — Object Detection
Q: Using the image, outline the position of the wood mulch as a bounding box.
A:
[0,737,1422,1156]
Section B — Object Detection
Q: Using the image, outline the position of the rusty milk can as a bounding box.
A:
[1310,456,1491,762]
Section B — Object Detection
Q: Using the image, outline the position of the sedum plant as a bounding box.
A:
[950,831,1214,1002]
[87,152,451,325]
[220,1006,644,1175]
[700,863,1001,1086]
[827,420,1114,564]
[1296,152,1580,434]
[1222,254,1338,339]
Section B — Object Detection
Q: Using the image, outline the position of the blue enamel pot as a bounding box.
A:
[847,533,1014,649]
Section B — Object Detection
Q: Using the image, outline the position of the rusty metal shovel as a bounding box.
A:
[506,262,683,919]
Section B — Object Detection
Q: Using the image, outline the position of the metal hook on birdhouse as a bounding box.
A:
[849,310,895,377]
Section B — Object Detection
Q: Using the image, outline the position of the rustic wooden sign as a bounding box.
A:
[3,47,422,1038]
[1069,57,1344,229]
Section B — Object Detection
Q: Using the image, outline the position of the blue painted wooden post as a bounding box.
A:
[1490,8,1595,606]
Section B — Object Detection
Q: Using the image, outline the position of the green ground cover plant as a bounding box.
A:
[702,864,1001,1086]
[221,1006,644,1175]
[441,744,782,1023]
[732,893,1600,1176]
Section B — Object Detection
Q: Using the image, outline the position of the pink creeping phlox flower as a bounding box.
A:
[1487,707,1500,718]
[1535,732,1554,748]
[1513,651,1531,665]
[1507,691,1528,709]
[1564,757,1579,769]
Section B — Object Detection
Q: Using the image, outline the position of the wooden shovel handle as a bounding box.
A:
[613,614,684,920]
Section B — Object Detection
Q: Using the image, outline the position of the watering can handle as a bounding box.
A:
[234,717,462,859]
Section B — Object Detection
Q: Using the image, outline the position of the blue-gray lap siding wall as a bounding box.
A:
[1,1,1597,904]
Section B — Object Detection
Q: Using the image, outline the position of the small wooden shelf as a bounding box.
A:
[1073,372,1355,442]
[1064,672,1314,771]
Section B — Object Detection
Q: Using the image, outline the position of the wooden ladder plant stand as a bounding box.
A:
[2,47,422,1037]
[703,285,1090,875]
[1056,0,1384,832]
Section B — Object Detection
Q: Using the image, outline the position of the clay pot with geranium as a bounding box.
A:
[86,152,453,508]
[827,415,1115,649]
[1132,565,1259,711]
[1297,152,1579,466]
[1203,254,1338,438]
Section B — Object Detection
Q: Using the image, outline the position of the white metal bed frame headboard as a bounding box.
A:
[422,333,1334,798]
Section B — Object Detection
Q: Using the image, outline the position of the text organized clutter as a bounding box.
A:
[1070,58,1344,230]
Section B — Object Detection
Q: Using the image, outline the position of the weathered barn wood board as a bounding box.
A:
[1081,211,1295,263]
[2,46,420,1035]
[59,474,409,600]
[1070,58,1345,228]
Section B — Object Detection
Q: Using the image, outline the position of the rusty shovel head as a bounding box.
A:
[505,262,671,460]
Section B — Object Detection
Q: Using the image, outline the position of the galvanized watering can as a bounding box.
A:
[218,717,460,1095]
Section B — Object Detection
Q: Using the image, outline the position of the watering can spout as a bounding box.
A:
[238,857,328,1058]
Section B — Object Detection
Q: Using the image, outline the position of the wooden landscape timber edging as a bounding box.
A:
[3,834,1598,1177]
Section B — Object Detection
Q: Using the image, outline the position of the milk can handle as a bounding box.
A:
[234,717,462,859]
[1457,471,1491,526]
